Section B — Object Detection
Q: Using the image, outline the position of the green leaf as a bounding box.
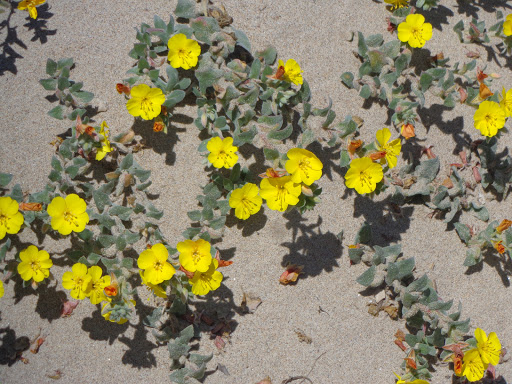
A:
[120,154,133,170]
[355,221,372,244]
[0,173,13,188]
[195,54,223,93]
[267,124,293,141]
[40,78,57,91]
[174,0,197,19]
[356,266,376,287]
[209,215,226,230]
[163,89,185,108]
[463,248,481,267]
[454,222,471,244]
[357,32,368,57]
[339,150,350,168]
[359,84,372,99]
[98,234,116,248]
[144,307,163,328]
[65,165,80,179]
[93,190,112,212]
[48,105,64,120]
[263,148,279,161]
[46,58,57,76]
[257,46,277,65]
[57,58,74,70]
[187,210,202,221]
[116,236,127,251]
[110,205,133,221]
[232,28,251,53]
[74,91,94,104]
[414,158,439,183]
[191,17,220,45]
[340,72,354,88]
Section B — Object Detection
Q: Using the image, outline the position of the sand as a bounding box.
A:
[0,0,511,383]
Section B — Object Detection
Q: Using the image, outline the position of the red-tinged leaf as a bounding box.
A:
[30,337,45,354]
[200,313,215,326]
[279,264,304,285]
[458,87,468,103]
[214,335,226,351]
[394,339,407,351]
[179,265,194,279]
[404,357,417,370]
[61,300,79,317]
[472,165,482,184]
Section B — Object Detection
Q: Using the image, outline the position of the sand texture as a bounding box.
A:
[1,0,512,383]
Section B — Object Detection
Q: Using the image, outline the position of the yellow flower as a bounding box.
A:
[177,239,212,273]
[95,121,112,161]
[47,194,89,235]
[17,0,45,19]
[375,128,401,169]
[285,148,323,185]
[102,300,135,324]
[137,243,176,285]
[500,87,512,118]
[345,157,384,194]
[85,266,111,305]
[278,59,303,85]
[0,196,24,240]
[139,270,167,298]
[384,0,409,10]
[475,328,501,366]
[260,176,301,212]
[504,14,512,36]
[461,348,486,382]
[0,280,3,298]
[167,33,201,70]
[17,245,53,283]
[207,136,238,169]
[397,14,433,48]
[62,263,92,300]
[229,183,262,220]
[189,258,223,296]
[126,84,166,121]
[474,100,506,137]
[393,372,429,384]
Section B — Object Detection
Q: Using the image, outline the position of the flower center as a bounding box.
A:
[153,260,163,271]
[30,260,41,272]
[141,97,155,117]
[411,27,425,45]
[241,197,258,212]
[178,49,193,67]
[192,251,201,264]
[359,170,374,189]
[0,214,8,228]
[64,210,80,227]
[485,113,497,127]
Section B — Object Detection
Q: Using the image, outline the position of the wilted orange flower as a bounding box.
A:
[268,65,285,80]
[493,241,505,254]
[103,273,118,297]
[368,151,387,161]
[476,68,488,83]
[258,168,287,178]
[84,125,96,137]
[19,202,42,211]
[348,139,363,155]
[496,219,512,234]
[153,117,164,132]
[279,264,303,285]
[401,123,415,139]
[116,83,130,95]
[479,82,493,100]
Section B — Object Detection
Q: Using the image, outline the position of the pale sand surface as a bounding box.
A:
[1,1,512,383]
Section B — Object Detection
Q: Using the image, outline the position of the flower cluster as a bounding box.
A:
[177,239,223,296]
[454,328,502,382]
[62,263,111,303]
[345,128,401,194]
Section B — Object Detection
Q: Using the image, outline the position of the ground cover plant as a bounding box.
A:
[0,0,511,383]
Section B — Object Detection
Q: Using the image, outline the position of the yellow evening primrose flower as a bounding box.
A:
[126,84,166,121]
[475,328,502,366]
[167,33,201,70]
[0,280,3,298]
[345,157,384,194]
[95,121,112,161]
[500,87,512,118]
[504,14,512,36]
[260,176,301,212]
[85,266,111,305]
[278,59,303,86]
[0,196,24,240]
[139,270,167,298]
[461,348,486,382]
[393,372,429,384]
[285,148,323,185]
[189,258,223,296]
[177,239,212,273]
[62,263,92,300]
[397,14,433,48]
[384,0,409,10]
[102,300,136,324]
[229,183,262,220]
[474,100,507,137]
[207,136,238,169]
[47,194,89,236]
[17,245,53,283]
[375,128,402,169]
[137,243,176,285]
[17,0,45,19]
